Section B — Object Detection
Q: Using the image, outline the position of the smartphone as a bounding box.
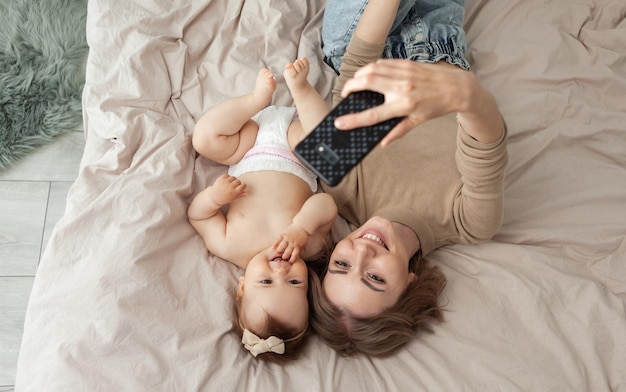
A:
[294,90,404,186]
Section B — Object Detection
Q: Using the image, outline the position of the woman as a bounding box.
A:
[308,0,508,356]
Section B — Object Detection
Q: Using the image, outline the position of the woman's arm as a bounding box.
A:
[336,60,504,147]
[332,0,401,106]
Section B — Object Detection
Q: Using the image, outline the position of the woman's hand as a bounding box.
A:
[335,59,503,146]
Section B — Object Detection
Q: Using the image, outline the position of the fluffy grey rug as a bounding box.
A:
[0,0,88,171]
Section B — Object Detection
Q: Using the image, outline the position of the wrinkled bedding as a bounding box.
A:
[16,0,626,390]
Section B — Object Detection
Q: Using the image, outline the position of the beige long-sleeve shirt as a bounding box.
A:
[322,36,508,256]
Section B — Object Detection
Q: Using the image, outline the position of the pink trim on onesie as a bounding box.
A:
[241,146,308,171]
[227,105,318,192]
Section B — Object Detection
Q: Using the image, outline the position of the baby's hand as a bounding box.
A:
[209,174,247,205]
[272,225,310,263]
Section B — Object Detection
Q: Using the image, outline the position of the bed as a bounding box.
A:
[15,0,626,390]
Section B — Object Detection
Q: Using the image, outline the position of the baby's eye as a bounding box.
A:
[367,273,385,283]
[334,260,351,268]
[288,279,301,285]
[260,279,272,285]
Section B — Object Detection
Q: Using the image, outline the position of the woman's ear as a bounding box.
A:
[236,276,245,300]
[408,272,417,285]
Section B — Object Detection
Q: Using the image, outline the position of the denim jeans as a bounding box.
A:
[322,0,470,72]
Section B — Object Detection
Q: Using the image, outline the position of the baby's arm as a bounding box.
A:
[273,193,337,262]
[188,175,247,262]
[192,68,276,165]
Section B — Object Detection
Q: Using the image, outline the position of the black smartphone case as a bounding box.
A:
[294,90,403,186]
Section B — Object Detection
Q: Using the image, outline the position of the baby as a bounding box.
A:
[188,58,337,361]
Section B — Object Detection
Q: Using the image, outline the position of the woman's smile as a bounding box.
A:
[358,230,388,250]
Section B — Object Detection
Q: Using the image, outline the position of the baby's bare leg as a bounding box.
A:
[284,58,329,143]
[193,68,276,164]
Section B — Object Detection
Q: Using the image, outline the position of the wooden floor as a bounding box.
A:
[0,130,85,391]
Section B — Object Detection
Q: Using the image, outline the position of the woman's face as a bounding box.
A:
[322,217,416,318]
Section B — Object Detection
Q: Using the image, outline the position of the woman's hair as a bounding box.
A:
[233,265,317,364]
[308,251,447,357]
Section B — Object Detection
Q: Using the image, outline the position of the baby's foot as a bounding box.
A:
[284,57,311,94]
[252,67,276,108]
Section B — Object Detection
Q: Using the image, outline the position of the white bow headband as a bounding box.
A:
[241,327,308,357]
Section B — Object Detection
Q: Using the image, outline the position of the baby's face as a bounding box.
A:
[238,247,309,333]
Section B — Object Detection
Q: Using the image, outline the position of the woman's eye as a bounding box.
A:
[367,273,385,283]
[260,279,272,284]
[334,260,350,268]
